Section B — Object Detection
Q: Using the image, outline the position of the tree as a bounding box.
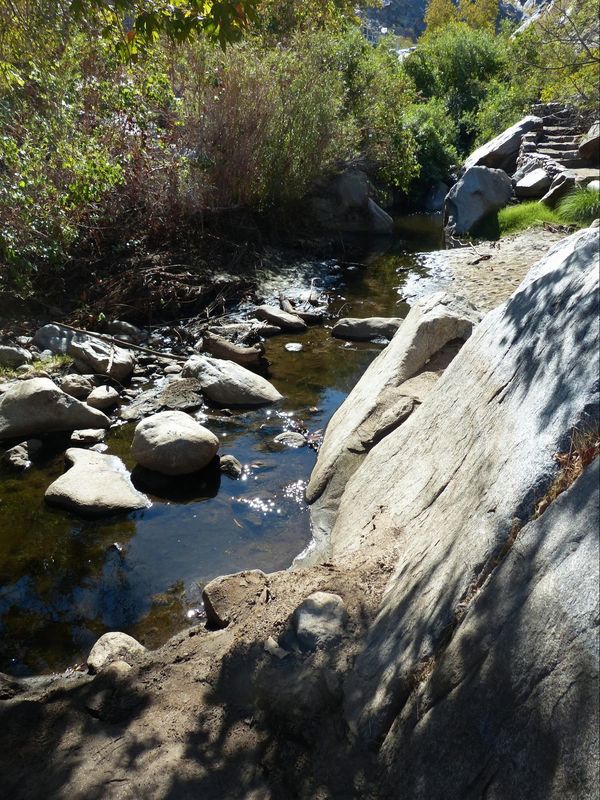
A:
[458,0,499,31]
[423,0,458,33]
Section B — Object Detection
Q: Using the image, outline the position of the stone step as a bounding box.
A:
[538,146,580,156]
[557,158,594,169]
[540,137,581,146]
[543,125,581,135]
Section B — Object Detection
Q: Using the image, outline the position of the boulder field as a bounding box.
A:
[0,224,597,799]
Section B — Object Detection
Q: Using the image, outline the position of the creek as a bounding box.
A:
[0,215,444,675]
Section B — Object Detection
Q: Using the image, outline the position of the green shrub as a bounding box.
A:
[557,186,600,224]
[403,98,460,192]
[475,202,560,238]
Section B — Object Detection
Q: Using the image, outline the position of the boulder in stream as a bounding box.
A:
[0,378,110,440]
[255,305,307,333]
[131,410,219,476]
[45,448,150,516]
[67,337,135,382]
[331,317,403,341]
[183,355,283,407]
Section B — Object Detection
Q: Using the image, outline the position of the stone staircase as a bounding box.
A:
[520,102,595,171]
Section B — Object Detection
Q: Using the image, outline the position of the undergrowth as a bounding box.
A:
[557,186,600,224]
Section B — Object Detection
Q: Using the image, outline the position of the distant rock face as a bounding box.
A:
[183,355,283,407]
[464,116,543,173]
[305,293,480,562]
[445,166,513,234]
[326,224,599,754]
[331,317,403,341]
[45,448,150,516]
[0,378,109,440]
[131,411,219,476]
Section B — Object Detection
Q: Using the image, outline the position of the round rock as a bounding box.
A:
[87,385,119,410]
[87,632,146,673]
[131,410,219,476]
[293,591,347,651]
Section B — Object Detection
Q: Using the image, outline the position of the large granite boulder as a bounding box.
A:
[464,115,543,173]
[445,166,513,235]
[578,121,599,163]
[0,378,109,440]
[304,293,481,560]
[382,459,599,799]
[131,410,219,476]
[182,355,283,407]
[326,224,599,752]
[45,448,150,516]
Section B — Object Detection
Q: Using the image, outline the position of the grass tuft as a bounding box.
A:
[557,185,600,224]
[497,202,561,235]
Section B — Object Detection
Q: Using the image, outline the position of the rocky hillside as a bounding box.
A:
[361,0,546,39]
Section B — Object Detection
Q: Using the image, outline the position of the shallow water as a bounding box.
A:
[0,215,444,675]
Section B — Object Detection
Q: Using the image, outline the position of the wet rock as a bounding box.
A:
[163,364,182,375]
[331,317,403,341]
[0,378,109,440]
[515,168,551,198]
[60,373,94,400]
[45,448,150,516]
[464,115,542,172]
[445,167,513,235]
[274,431,306,448]
[285,343,303,353]
[87,632,147,673]
[183,355,283,407]
[121,377,205,421]
[293,592,347,651]
[255,305,307,333]
[67,337,135,382]
[219,454,243,479]
[131,411,219,476]
[1,439,42,471]
[202,570,268,629]
[86,385,119,410]
[0,345,32,368]
[70,428,106,445]
[201,330,265,367]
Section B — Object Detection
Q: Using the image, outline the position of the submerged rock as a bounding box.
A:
[183,355,283,407]
[45,448,150,516]
[131,410,219,476]
[255,305,307,333]
[219,454,243,479]
[0,378,109,440]
[1,439,42,471]
[331,317,403,341]
[87,632,147,673]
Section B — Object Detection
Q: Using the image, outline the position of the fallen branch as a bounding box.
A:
[52,322,188,362]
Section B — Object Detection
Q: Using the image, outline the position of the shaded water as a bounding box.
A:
[0,216,444,675]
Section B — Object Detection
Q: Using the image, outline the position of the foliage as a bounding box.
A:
[423,0,458,33]
[557,186,600,224]
[495,202,561,235]
[403,98,459,191]
[469,77,536,145]
[405,23,506,134]
[423,0,498,34]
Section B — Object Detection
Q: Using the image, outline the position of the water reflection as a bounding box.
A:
[0,215,444,674]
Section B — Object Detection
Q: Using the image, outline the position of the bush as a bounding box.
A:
[403,98,460,192]
[557,186,600,224]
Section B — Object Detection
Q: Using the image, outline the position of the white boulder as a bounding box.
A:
[182,355,283,407]
[131,411,219,475]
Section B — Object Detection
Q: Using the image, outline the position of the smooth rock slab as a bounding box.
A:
[86,385,119,410]
[0,378,109,441]
[293,591,347,651]
[464,115,542,172]
[202,570,268,629]
[131,411,219,476]
[87,632,147,673]
[255,305,307,332]
[332,317,403,341]
[183,355,283,407]
[45,448,150,516]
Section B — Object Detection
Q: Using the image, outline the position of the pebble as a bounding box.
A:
[285,343,303,352]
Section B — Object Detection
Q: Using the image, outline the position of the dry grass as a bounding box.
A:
[534,426,600,518]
